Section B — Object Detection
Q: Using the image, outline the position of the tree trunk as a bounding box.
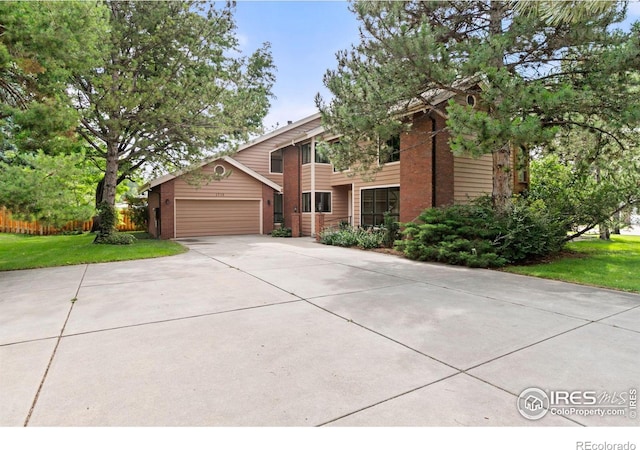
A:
[488,1,512,215]
[492,144,513,215]
[96,142,119,236]
[102,142,119,207]
[599,224,610,240]
[90,177,105,232]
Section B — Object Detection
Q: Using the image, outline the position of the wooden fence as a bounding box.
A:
[0,207,142,236]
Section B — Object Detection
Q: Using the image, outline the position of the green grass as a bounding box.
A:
[0,232,187,271]
[505,235,640,293]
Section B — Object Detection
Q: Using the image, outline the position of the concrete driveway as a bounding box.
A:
[1,235,639,426]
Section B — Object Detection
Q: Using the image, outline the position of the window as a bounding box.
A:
[379,135,400,164]
[301,143,312,164]
[270,149,283,173]
[301,192,331,213]
[302,192,311,212]
[361,187,399,227]
[213,165,226,176]
[315,192,331,213]
[273,193,283,223]
[314,143,330,164]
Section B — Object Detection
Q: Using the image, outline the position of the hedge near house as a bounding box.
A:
[395,197,567,268]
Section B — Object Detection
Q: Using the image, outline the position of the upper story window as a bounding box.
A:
[270,148,283,173]
[301,142,312,164]
[314,143,330,164]
[379,134,400,164]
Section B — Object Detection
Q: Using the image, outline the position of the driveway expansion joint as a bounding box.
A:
[23,264,88,427]
[58,299,304,339]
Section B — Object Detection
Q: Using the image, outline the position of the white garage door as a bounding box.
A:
[175,199,261,237]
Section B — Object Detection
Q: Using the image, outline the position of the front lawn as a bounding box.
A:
[504,235,640,293]
[0,232,186,271]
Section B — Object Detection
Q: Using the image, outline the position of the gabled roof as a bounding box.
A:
[236,112,322,151]
[142,156,282,193]
[142,112,322,192]
[270,124,326,150]
[398,75,484,117]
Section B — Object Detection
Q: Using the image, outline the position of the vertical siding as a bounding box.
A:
[173,161,262,199]
[453,154,493,204]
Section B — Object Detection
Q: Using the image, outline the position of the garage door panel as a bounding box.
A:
[176,199,260,237]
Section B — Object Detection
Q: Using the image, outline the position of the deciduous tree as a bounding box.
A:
[71,1,275,229]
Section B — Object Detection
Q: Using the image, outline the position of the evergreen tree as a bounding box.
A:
[318,0,637,213]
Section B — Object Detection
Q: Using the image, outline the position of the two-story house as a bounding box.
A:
[144,98,528,239]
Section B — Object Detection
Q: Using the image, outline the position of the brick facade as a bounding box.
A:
[399,112,455,223]
[147,187,161,238]
[262,184,275,235]
[160,179,175,240]
[433,113,455,207]
[282,145,300,233]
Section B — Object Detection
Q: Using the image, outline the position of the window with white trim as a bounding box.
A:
[302,192,311,212]
[314,143,330,164]
[270,149,283,173]
[315,192,331,213]
[361,187,399,227]
[301,142,312,165]
[379,135,400,164]
[301,192,331,213]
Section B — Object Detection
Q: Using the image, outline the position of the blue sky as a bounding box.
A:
[234,0,640,130]
[234,1,360,129]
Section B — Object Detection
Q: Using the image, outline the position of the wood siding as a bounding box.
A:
[323,185,350,227]
[233,117,322,185]
[174,161,262,199]
[175,199,260,237]
[333,163,400,227]
[453,154,493,204]
[314,164,333,190]
[301,213,312,236]
[301,164,312,191]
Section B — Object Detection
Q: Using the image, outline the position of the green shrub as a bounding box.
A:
[381,212,400,248]
[495,198,566,262]
[271,226,292,237]
[396,197,567,268]
[320,226,383,249]
[95,232,137,245]
[355,228,384,249]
